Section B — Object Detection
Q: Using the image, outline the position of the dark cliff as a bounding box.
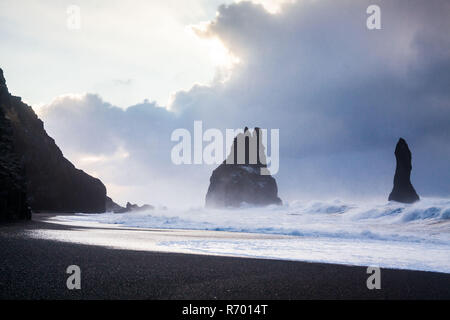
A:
[0,78,31,221]
[0,68,106,214]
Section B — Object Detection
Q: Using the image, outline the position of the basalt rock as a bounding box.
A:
[205,127,282,208]
[113,201,154,213]
[0,68,107,214]
[0,79,31,221]
[388,138,420,204]
[105,196,125,213]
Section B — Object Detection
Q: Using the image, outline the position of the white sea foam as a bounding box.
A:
[66,197,450,273]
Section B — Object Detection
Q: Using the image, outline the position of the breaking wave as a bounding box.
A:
[69,197,450,245]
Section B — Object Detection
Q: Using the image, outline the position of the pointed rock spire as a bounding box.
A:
[388,138,420,203]
[205,127,281,208]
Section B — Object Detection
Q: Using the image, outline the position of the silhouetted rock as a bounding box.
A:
[105,196,124,212]
[113,202,154,213]
[388,138,420,204]
[0,68,107,214]
[205,127,282,208]
[0,74,31,221]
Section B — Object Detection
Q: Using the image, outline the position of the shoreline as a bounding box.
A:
[0,214,449,299]
[26,212,450,274]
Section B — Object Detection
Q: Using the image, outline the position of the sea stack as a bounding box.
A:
[205,127,282,208]
[388,138,420,203]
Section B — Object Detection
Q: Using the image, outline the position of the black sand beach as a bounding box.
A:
[0,214,449,300]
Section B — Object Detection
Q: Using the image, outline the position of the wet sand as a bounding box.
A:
[0,213,449,299]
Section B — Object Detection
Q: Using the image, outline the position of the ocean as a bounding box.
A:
[64,197,450,273]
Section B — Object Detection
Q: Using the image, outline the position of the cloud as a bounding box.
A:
[38,0,450,206]
[113,79,133,86]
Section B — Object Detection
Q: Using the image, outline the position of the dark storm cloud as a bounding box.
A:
[39,0,450,204]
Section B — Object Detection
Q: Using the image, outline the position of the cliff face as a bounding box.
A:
[388,138,420,204]
[205,127,282,208]
[0,74,31,220]
[0,68,106,214]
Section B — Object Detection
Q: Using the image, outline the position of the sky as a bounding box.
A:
[1,0,449,207]
[0,0,290,108]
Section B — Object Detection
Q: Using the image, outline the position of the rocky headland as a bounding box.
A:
[0,68,107,219]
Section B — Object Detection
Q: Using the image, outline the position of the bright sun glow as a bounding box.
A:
[207,38,240,69]
[185,23,240,82]
[236,0,292,14]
